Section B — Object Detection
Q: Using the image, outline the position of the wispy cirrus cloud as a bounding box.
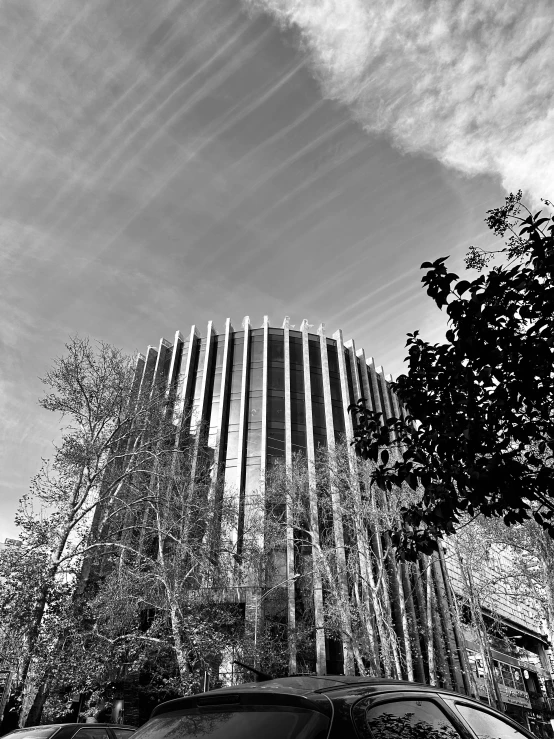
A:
[244,0,554,203]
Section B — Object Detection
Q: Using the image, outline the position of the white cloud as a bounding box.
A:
[244,0,554,203]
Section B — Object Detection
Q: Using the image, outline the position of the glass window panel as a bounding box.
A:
[269,364,285,392]
[290,368,304,395]
[247,428,262,456]
[314,432,327,450]
[212,369,223,398]
[250,366,263,392]
[312,402,326,429]
[214,338,225,367]
[226,430,239,461]
[308,339,320,364]
[269,335,284,362]
[292,427,307,451]
[230,369,243,395]
[332,403,345,432]
[250,335,264,362]
[512,667,525,689]
[346,355,356,403]
[228,398,241,425]
[224,465,237,493]
[248,393,263,422]
[245,465,261,494]
[232,339,244,366]
[310,371,324,399]
[291,397,306,425]
[209,400,219,428]
[289,339,304,366]
[330,376,342,402]
[455,704,528,739]
[193,371,204,400]
[500,663,515,688]
[268,395,285,425]
[251,328,264,336]
[268,429,285,457]
[356,699,461,739]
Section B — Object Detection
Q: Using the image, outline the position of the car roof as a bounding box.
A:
[153,675,472,715]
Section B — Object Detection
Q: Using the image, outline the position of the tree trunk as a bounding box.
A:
[414,555,433,684]
[422,555,438,686]
[431,553,465,693]
[169,600,190,689]
[401,560,425,682]
[383,532,413,680]
[437,545,475,697]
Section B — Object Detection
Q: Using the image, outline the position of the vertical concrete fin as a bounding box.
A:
[137,345,159,406]
[356,347,374,411]
[165,331,184,397]
[173,325,200,428]
[332,329,355,441]
[366,356,383,418]
[377,366,394,422]
[236,316,251,553]
[282,315,296,673]
[318,323,335,452]
[260,315,270,482]
[190,321,217,480]
[213,318,234,468]
[302,319,326,675]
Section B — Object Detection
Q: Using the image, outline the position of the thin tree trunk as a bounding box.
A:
[431,553,464,693]
[383,531,413,680]
[423,555,438,686]
[401,560,425,682]
[437,545,475,697]
[430,574,452,690]
[414,555,433,684]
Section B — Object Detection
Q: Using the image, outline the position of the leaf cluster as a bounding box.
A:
[351,194,554,559]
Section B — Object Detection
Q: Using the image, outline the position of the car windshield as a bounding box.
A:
[133,706,329,739]
[5,729,60,739]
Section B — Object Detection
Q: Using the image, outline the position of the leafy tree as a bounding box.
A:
[351,193,554,558]
[264,443,451,685]
[0,336,192,725]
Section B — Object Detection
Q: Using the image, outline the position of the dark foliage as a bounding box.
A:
[351,193,554,559]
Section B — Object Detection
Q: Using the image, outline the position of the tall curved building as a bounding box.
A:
[135,315,402,502]
[125,315,407,677]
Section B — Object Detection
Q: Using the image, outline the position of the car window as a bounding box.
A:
[353,698,462,739]
[455,704,529,739]
[112,731,135,739]
[73,729,111,739]
[132,707,329,739]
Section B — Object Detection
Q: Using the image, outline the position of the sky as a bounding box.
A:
[1,0,553,540]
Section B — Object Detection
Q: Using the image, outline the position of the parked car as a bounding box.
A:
[3,724,136,739]
[130,676,544,739]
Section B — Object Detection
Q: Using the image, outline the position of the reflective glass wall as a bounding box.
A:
[133,317,403,549]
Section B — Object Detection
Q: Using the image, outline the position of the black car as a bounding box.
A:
[3,724,136,739]
[130,676,542,739]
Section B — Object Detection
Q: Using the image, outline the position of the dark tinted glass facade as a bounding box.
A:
[133,317,400,523]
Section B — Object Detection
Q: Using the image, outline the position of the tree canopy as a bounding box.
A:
[351,192,554,559]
